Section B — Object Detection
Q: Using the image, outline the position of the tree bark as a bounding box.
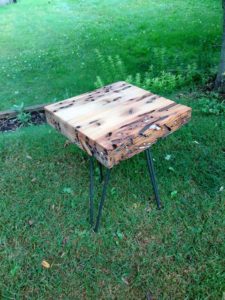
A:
[215,0,225,91]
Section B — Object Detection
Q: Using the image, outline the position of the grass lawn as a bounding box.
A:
[0,0,221,110]
[0,0,225,299]
[0,95,224,299]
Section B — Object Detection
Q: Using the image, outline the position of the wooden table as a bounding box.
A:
[45,81,191,232]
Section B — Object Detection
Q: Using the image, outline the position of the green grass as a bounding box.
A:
[0,96,225,299]
[0,0,221,110]
[1,0,225,298]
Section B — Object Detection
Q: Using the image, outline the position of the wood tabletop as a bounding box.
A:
[45,81,191,168]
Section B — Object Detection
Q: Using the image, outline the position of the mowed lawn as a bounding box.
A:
[0,0,221,110]
[0,97,224,299]
[0,0,225,299]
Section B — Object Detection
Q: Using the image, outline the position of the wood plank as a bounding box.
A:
[45,82,192,168]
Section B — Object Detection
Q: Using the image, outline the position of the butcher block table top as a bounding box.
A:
[45,81,191,168]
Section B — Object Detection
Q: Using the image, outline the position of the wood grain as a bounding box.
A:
[45,81,191,168]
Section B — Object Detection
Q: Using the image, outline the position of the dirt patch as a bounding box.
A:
[0,0,16,6]
[0,111,46,132]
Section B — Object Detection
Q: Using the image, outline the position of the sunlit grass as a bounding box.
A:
[0,0,221,110]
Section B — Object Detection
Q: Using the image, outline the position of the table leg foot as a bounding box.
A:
[146,148,162,209]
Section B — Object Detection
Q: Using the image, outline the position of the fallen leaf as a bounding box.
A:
[41,260,50,269]
[168,166,176,173]
[28,220,34,226]
[165,154,171,161]
[171,190,178,198]
[63,187,73,194]
[133,203,138,209]
[26,155,32,160]
[219,186,224,192]
[121,276,129,285]
[145,206,152,212]
[116,230,124,240]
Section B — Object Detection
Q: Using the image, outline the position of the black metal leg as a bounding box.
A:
[94,168,111,233]
[89,157,94,226]
[89,149,160,232]
[146,148,162,209]
[98,162,103,183]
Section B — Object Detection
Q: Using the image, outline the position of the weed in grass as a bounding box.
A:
[199,97,225,116]
[94,51,214,94]
[13,102,31,127]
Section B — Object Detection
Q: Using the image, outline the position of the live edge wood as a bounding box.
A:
[45,81,191,168]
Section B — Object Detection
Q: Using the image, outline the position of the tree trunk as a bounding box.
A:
[215,0,225,91]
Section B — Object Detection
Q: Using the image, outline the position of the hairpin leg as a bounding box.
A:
[89,148,160,232]
[89,156,94,226]
[98,161,103,183]
[89,157,111,232]
[94,168,111,232]
[146,148,162,209]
